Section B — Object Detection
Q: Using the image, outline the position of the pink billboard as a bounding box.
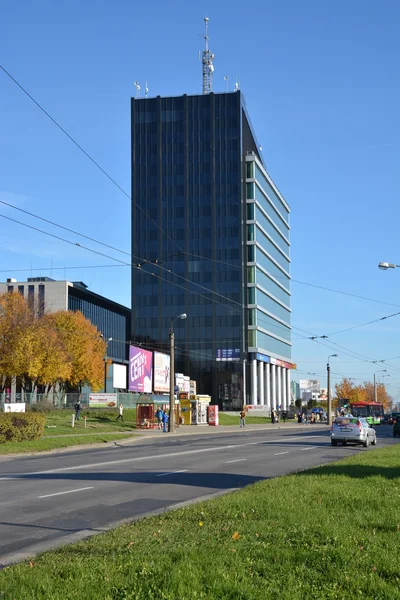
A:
[129,346,153,393]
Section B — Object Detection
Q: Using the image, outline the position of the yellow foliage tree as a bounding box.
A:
[50,310,106,391]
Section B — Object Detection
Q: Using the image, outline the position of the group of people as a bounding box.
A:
[155,407,169,432]
[297,411,322,424]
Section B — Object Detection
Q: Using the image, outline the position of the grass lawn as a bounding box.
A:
[43,408,137,435]
[219,413,272,425]
[0,433,135,455]
[1,446,400,599]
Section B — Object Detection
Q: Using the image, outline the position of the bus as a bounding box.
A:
[349,402,384,425]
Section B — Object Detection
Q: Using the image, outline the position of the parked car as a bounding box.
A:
[382,414,392,425]
[330,416,377,447]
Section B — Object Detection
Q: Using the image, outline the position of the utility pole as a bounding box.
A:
[169,324,175,433]
[374,373,377,403]
[327,354,338,425]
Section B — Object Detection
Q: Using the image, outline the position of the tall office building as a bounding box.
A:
[131,90,294,409]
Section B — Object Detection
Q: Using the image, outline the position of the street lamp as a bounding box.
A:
[101,336,113,393]
[378,262,400,270]
[327,354,338,425]
[169,313,187,433]
[373,369,387,403]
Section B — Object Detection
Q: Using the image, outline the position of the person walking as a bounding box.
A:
[297,410,302,424]
[156,408,163,430]
[116,403,124,422]
[162,410,169,433]
[282,410,287,423]
[271,409,276,424]
[74,400,81,421]
[239,408,246,428]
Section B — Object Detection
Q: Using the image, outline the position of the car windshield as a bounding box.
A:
[335,418,359,426]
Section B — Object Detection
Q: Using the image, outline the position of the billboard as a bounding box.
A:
[113,364,127,390]
[129,346,153,393]
[299,379,320,393]
[89,393,117,408]
[154,352,171,392]
[216,348,240,362]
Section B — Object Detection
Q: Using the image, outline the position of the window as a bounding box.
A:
[247,224,255,242]
[7,286,14,293]
[247,203,255,220]
[248,309,256,326]
[38,284,45,316]
[247,245,255,262]
[246,161,255,179]
[247,266,255,284]
[248,330,256,347]
[246,182,255,200]
[18,285,24,296]
[247,287,255,304]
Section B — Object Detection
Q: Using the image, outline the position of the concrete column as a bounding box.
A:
[286,369,291,409]
[271,364,276,411]
[258,361,264,406]
[282,368,287,410]
[251,359,257,406]
[265,363,271,411]
[277,366,282,410]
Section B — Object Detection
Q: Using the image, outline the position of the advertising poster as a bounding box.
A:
[129,346,153,393]
[154,352,171,393]
[183,376,190,393]
[89,393,118,408]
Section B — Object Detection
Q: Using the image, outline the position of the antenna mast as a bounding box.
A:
[202,17,214,94]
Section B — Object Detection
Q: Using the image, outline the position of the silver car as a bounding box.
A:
[330,416,377,447]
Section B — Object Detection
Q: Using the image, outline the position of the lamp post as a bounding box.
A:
[374,369,387,402]
[327,354,338,425]
[101,336,113,393]
[378,262,400,270]
[169,313,187,433]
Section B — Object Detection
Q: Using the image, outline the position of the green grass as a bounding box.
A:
[0,433,135,454]
[43,408,137,435]
[219,413,272,425]
[2,446,400,599]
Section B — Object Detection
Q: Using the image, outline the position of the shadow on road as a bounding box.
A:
[8,471,265,489]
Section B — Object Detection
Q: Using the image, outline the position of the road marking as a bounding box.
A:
[274,451,289,456]
[0,435,326,481]
[300,446,317,451]
[156,470,188,477]
[38,486,94,499]
[225,459,247,464]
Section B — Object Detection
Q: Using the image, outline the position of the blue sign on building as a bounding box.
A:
[216,348,241,362]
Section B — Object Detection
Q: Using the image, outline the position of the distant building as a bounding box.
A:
[291,380,300,401]
[0,277,131,392]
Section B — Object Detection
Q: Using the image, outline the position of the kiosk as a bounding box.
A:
[179,393,192,425]
[135,394,180,429]
[191,395,211,425]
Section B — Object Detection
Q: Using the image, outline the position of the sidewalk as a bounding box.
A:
[133,422,329,438]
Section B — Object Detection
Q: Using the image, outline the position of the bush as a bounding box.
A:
[0,412,46,443]
[27,400,55,413]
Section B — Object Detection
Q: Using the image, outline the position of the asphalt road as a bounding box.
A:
[0,424,398,567]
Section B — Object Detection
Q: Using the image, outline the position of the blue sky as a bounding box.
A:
[1,0,400,398]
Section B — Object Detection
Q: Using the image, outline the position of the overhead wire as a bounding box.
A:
[0,63,183,255]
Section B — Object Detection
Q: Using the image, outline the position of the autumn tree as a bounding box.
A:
[334,376,392,412]
[0,292,35,392]
[50,310,106,392]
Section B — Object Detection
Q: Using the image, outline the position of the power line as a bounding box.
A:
[0,63,183,255]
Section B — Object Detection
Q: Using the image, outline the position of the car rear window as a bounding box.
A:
[335,418,359,426]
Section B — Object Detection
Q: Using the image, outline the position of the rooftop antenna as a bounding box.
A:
[235,77,240,91]
[201,17,214,94]
[134,81,141,99]
[145,82,149,98]
[224,75,228,92]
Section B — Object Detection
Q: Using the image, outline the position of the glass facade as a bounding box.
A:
[131,91,291,407]
[246,155,292,360]
[68,289,129,363]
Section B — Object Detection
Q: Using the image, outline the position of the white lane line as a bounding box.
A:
[300,446,317,451]
[156,470,188,477]
[274,451,289,456]
[225,459,247,464]
[38,486,94,499]
[0,435,324,481]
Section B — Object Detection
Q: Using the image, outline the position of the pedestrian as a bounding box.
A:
[310,412,315,424]
[297,411,302,424]
[282,410,287,423]
[74,400,81,421]
[116,403,124,421]
[156,407,163,430]
[162,410,169,433]
[239,408,246,428]
[271,409,275,424]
